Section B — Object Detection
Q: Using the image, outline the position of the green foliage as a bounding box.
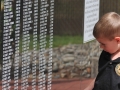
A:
[19,35,83,52]
[53,35,83,47]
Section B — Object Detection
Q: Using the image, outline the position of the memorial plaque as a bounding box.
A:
[14,1,20,90]
[1,0,54,90]
[2,0,14,89]
[47,0,54,89]
[83,0,99,43]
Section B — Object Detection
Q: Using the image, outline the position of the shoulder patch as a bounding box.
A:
[115,63,120,76]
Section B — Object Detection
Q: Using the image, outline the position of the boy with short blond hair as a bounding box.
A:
[84,12,120,90]
[93,12,120,40]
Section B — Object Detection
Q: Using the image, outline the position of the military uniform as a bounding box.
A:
[93,50,120,90]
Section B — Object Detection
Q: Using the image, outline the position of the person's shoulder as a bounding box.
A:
[99,50,110,62]
[100,50,110,57]
[98,50,110,71]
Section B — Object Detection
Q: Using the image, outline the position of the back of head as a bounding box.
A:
[93,12,120,40]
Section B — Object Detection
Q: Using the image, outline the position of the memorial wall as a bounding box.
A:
[0,0,120,90]
[1,0,54,89]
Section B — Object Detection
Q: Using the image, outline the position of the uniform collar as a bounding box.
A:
[104,51,120,63]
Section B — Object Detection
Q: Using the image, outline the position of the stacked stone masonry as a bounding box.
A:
[0,40,102,80]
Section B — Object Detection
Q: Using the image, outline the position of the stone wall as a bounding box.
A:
[0,40,102,80]
[51,40,102,79]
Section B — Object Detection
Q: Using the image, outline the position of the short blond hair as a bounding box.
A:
[93,12,120,40]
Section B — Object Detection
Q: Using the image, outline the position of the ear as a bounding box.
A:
[115,37,120,42]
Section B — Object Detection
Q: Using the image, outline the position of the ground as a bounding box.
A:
[0,78,93,90]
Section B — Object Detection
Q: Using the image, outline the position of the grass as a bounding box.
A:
[19,35,83,52]
[53,35,83,47]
